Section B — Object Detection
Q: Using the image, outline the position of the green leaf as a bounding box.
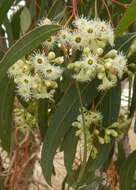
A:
[20,7,32,34]
[39,0,48,18]
[11,8,22,40]
[86,143,113,173]
[130,75,136,117]
[120,150,136,190]
[0,0,14,25]
[4,16,14,46]
[0,76,14,152]
[38,99,48,140]
[99,83,121,127]
[41,80,99,185]
[63,128,78,174]
[115,0,136,36]
[0,25,60,82]
[114,33,136,53]
[48,0,65,19]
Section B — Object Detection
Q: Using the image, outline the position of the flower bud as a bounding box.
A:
[48,52,56,60]
[97,65,105,72]
[94,129,100,135]
[104,62,112,70]
[104,49,117,58]
[104,134,111,143]
[96,48,104,56]
[98,136,105,144]
[67,63,74,70]
[97,73,104,80]
[54,57,64,64]
[83,47,90,55]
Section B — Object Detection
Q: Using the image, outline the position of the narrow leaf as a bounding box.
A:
[0,0,14,25]
[115,0,136,36]
[99,83,121,127]
[0,76,14,152]
[130,75,136,117]
[48,0,65,19]
[38,99,48,140]
[120,150,136,190]
[63,128,78,174]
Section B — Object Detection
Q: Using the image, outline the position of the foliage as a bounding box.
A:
[0,0,136,190]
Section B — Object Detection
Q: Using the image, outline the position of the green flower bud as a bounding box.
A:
[110,129,118,137]
[97,65,105,72]
[83,47,90,55]
[97,73,104,80]
[96,48,104,56]
[48,52,56,60]
[98,136,105,144]
[104,62,112,70]
[67,63,74,70]
[54,57,64,64]
[94,129,100,135]
[104,134,111,143]
[91,146,98,159]
[104,49,117,58]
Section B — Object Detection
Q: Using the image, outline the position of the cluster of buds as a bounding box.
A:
[72,107,127,159]
[40,17,127,91]
[14,108,36,131]
[68,49,127,91]
[8,51,64,101]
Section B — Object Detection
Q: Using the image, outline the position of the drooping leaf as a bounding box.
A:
[0,25,61,82]
[86,143,113,173]
[120,150,136,190]
[11,8,22,40]
[4,16,14,46]
[41,80,99,185]
[39,0,48,18]
[20,7,32,34]
[130,75,136,117]
[115,0,136,36]
[114,33,136,53]
[63,128,78,174]
[0,0,14,25]
[99,83,121,127]
[38,99,48,140]
[47,0,65,19]
[0,76,14,152]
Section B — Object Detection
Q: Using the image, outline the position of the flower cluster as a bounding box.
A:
[8,51,64,101]
[14,108,36,131]
[40,17,127,91]
[68,49,126,90]
[72,107,125,159]
[8,17,127,100]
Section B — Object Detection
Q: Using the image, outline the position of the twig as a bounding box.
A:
[112,0,129,9]
[102,0,114,27]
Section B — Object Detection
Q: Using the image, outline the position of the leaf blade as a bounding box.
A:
[0,76,14,152]
[0,0,14,25]
[115,0,136,36]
